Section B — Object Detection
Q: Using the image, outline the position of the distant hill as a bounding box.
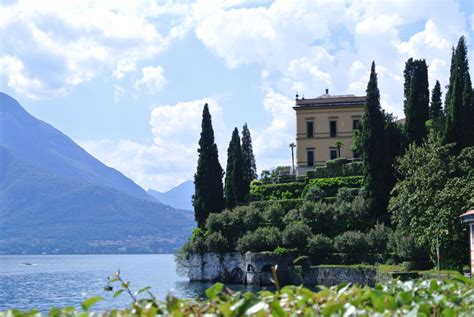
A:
[148,180,194,211]
[0,93,195,254]
[0,92,150,201]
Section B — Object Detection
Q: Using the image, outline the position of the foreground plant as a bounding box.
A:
[3,274,474,316]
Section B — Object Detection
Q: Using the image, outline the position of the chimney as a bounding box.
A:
[325,88,329,94]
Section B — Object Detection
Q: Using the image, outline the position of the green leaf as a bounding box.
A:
[113,290,124,298]
[81,296,103,311]
[205,283,224,299]
[137,286,151,294]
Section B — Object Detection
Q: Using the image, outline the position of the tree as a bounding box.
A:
[360,62,388,223]
[445,36,473,149]
[404,59,430,146]
[224,128,245,209]
[335,140,343,158]
[289,143,296,174]
[241,123,257,200]
[430,80,443,119]
[193,104,225,227]
[389,134,473,268]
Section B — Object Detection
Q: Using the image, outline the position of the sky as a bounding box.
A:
[1,0,473,192]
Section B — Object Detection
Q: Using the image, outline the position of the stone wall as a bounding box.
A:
[289,266,377,287]
[188,252,379,286]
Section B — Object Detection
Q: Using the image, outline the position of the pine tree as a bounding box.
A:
[430,80,443,119]
[224,128,245,209]
[404,59,430,146]
[241,123,257,200]
[193,104,225,227]
[360,62,388,224]
[445,36,473,149]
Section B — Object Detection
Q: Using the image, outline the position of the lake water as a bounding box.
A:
[0,254,261,312]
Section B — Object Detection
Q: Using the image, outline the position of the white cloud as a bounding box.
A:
[253,90,295,171]
[79,98,226,192]
[134,66,167,94]
[0,0,188,98]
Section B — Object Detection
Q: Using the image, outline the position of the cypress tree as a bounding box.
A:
[241,123,257,200]
[430,80,443,119]
[445,36,473,149]
[404,59,430,146]
[403,58,415,113]
[360,62,388,223]
[193,104,225,227]
[224,128,245,209]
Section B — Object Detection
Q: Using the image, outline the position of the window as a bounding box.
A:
[353,151,360,159]
[307,150,314,167]
[306,121,314,138]
[353,119,360,130]
[330,120,337,137]
[330,149,338,160]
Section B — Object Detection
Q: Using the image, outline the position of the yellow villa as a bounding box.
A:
[294,89,365,175]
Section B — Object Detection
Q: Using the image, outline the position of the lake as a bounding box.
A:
[0,254,262,312]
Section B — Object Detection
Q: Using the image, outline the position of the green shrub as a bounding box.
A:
[325,158,350,177]
[205,232,229,253]
[188,229,207,254]
[250,199,304,213]
[342,161,363,176]
[334,231,369,263]
[273,246,289,256]
[303,176,363,197]
[282,222,312,251]
[307,234,334,264]
[367,224,393,254]
[263,203,286,228]
[304,185,325,201]
[389,230,430,262]
[299,201,337,237]
[282,208,301,223]
[237,206,264,232]
[236,227,282,253]
[250,182,305,201]
[205,210,243,249]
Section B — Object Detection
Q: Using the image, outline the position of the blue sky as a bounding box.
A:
[1,0,473,191]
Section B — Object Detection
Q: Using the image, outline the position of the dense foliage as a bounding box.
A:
[444,36,473,149]
[6,275,474,316]
[360,62,392,224]
[193,104,225,227]
[250,182,305,200]
[241,123,257,200]
[389,134,474,269]
[304,176,363,197]
[308,159,363,178]
[225,128,245,209]
[404,58,430,146]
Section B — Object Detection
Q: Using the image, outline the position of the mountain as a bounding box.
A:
[148,180,194,211]
[0,93,195,254]
[0,92,149,201]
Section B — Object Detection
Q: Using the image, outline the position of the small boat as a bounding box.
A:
[104,285,113,291]
[20,262,33,266]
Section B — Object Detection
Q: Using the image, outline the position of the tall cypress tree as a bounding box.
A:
[361,62,388,223]
[404,59,430,146]
[445,36,473,149]
[193,104,225,227]
[241,123,257,200]
[403,58,415,113]
[430,80,443,119]
[224,128,245,209]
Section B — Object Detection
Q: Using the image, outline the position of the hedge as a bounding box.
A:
[250,199,304,212]
[303,176,363,197]
[307,159,363,178]
[250,182,306,201]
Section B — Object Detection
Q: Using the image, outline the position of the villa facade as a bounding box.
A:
[294,90,365,175]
